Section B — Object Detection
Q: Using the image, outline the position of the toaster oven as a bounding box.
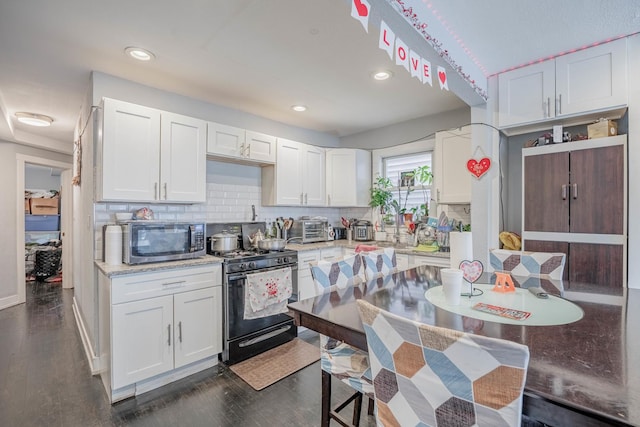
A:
[289,219,329,243]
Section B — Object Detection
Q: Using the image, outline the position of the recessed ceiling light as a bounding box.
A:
[15,112,54,127]
[124,46,155,61]
[291,105,307,112]
[372,70,393,81]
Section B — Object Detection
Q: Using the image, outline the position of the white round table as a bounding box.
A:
[425,283,584,326]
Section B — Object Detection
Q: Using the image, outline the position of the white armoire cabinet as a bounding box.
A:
[434,128,472,205]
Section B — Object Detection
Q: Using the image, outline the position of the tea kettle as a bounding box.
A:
[248,229,265,248]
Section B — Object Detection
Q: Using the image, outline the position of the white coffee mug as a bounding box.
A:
[440,268,463,305]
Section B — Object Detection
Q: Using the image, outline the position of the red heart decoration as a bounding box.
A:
[459,260,483,283]
[438,70,447,85]
[354,0,368,17]
[467,157,491,178]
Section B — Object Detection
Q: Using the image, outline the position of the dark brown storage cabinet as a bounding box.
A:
[522,136,626,289]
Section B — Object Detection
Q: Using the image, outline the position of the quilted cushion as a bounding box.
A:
[357,300,530,427]
[362,247,398,280]
[490,249,566,280]
[309,253,365,296]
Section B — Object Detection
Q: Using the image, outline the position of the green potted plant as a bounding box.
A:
[369,175,394,221]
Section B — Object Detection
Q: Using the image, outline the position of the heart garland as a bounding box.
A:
[459,259,484,284]
[467,146,491,179]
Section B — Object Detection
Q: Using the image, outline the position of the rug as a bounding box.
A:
[229,338,320,391]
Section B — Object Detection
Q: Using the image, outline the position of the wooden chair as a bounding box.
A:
[310,254,374,426]
[357,299,530,427]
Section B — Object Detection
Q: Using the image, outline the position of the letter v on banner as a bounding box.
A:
[351,0,370,32]
[409,50,422,81]
[379,20,394,59]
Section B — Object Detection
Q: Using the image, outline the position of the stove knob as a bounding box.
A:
[281,257,289,264]
[238,263,246,271]
[248,261,257,269]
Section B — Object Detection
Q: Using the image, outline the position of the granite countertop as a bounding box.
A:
[95,255,223,277]
[286,240,450,258]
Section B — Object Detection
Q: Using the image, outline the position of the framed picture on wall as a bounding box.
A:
[400,171,414,187]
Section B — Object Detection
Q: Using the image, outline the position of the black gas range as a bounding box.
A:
[206,222,298,364]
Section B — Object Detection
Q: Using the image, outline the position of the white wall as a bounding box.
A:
[342,107,470,150]
[627,34,640,289]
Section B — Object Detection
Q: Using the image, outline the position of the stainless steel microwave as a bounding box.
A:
[121,221,206,264]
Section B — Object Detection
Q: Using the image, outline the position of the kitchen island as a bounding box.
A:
[289,265,638,426]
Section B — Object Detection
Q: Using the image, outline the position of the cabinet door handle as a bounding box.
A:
[561,184,567,200]
[239,143,245,156]
[246,144,251,158]
[558,94,562,115]
[300,193,304,205]
[167,324,171,346]
[327,194,331,206]
[305,193,308,205]
[163,183,168,200]
[155,182,159,200]
[178,321,182,343]
[162,280,186,288]
[546,98,551,118]
[572,183,578,199]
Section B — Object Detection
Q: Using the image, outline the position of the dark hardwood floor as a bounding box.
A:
[0,281,376,427]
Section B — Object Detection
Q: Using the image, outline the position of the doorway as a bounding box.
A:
[16,155,72,305]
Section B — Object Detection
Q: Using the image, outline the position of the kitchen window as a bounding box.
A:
[383,152,432,215]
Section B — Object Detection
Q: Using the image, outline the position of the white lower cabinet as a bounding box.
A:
[297,250,320,301]
[396,254,409,271]
[100,263,222,402]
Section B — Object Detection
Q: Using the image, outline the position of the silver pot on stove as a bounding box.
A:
[210,232,239,252]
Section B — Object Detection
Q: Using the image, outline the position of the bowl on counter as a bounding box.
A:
[115,213,132,221]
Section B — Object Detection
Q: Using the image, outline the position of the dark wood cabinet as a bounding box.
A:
[524,145,623,234]
[522,137,626,289]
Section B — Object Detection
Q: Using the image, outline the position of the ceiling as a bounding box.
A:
[1,0,639,152]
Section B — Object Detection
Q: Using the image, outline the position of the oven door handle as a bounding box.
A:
[238,324,293,348]
[227,265,297,282]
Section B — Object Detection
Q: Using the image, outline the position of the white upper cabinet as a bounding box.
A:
[261,138,325,206]
[206,123,245,158]
[325,149,371,207]
[245,131,276,163]
[99,98,206,203]
[161,112,207,202]
[434,128,471,204]
[499,38,627,128]
[207,122,276,164]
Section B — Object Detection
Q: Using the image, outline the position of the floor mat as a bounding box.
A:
[229,338,320,391]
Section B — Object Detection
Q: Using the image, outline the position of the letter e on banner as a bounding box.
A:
[379,21,394,60]
[422,59,433,86]
[409,50,422,81]
[395,38,409,72]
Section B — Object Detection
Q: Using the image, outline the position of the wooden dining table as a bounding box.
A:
[288,265,640,427]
